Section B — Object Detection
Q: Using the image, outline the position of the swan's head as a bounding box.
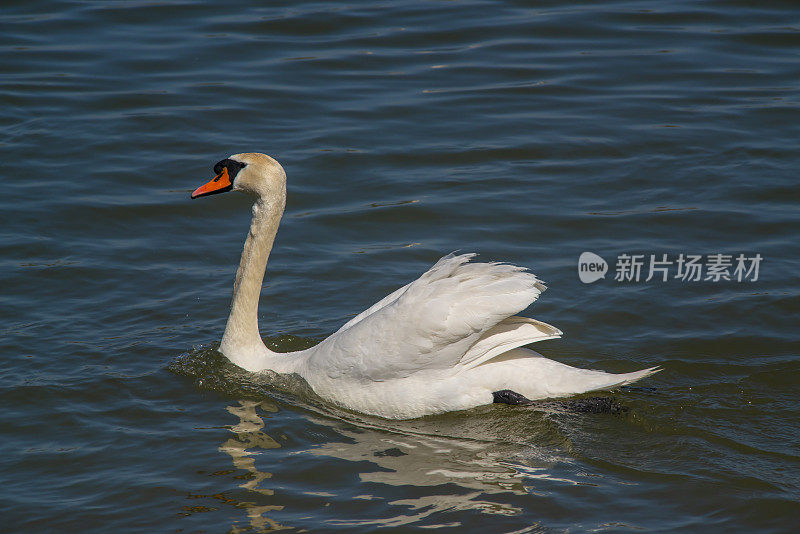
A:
[191,153,286,200]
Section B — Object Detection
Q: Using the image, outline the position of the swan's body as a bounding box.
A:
[191,153,660,419]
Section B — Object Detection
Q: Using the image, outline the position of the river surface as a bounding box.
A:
[2,0,799,531]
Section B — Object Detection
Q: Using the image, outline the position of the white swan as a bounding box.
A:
[190,153,660,419]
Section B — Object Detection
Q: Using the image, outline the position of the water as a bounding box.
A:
[2,0,799,531]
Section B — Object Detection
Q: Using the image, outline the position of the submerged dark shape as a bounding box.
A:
[553,396,629,414]
[493,391,630,415]
[493,389,534,405]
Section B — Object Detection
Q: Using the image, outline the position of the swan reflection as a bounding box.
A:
[219,400,286,532]
[218,397,580,530]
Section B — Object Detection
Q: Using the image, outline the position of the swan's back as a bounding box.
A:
[306,253,547,381]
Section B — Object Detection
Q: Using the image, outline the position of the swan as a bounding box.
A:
[190,153,660,419]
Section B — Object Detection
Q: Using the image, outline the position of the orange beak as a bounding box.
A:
[191,167,232,199]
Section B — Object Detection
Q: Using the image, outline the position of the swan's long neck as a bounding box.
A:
[219,190,299,373]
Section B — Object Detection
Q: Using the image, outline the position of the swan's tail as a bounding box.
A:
[469,353,663,401]
[545,364,662,399]
[574,365,662,395]
[611,365,662,387]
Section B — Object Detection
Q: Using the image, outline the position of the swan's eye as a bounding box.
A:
[213,159,247,180]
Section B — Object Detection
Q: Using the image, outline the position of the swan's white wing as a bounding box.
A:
[308,253,547,381]
[335,282,412,332]
[458,316,562,371]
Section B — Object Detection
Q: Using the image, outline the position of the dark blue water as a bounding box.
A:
[2,0,798,531]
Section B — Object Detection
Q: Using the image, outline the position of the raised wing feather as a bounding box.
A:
[335,282,412,332]
[307,253,547,381]
[458,316,563,371]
